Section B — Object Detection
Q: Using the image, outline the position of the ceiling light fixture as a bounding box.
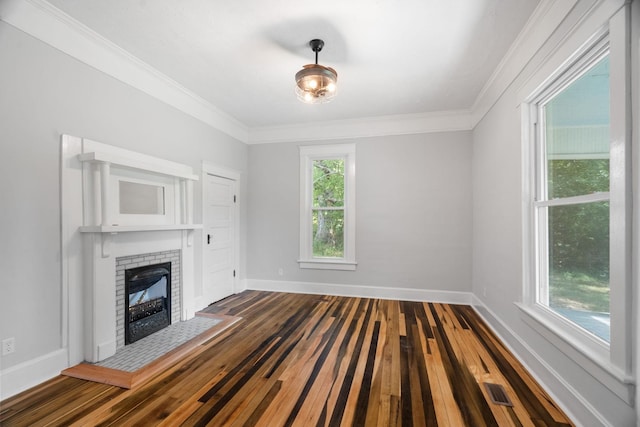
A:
[295,39,338,104]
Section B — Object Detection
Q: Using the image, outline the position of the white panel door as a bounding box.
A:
[203,174,236,304]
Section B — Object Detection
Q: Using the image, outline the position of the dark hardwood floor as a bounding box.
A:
[0,291,574,426]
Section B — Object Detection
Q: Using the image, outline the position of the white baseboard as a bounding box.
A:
[245,279,473,304]
[0,349,68,401]
[235,278,248,294]
[191,295,210,314]
[470,295,608,427]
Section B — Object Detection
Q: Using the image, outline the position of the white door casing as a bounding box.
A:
[202,170,238,305]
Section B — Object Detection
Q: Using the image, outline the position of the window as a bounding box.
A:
[520,1,632,398]
[534,48,611,342]
[299,144,356,270]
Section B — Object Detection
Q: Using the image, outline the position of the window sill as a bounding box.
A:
[298,259,357,271]
[515,302,634,404]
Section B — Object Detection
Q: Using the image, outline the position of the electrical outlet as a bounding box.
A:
[2,337,15,356]
[278,267,284,276]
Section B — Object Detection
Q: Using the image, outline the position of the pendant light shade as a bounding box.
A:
[295,39,338,104]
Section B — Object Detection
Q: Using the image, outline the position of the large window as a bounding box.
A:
[534,49,611,342]
[520,1,632,399]
[299,144,356,270]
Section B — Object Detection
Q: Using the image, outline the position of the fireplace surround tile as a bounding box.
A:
[116,250,181,350]
[96,315,221,372]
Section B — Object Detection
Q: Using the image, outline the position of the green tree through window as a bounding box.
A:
[312,159,345,257]
[547,160,610,313]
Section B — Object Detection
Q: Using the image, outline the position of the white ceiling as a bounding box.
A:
[45,0,540,131]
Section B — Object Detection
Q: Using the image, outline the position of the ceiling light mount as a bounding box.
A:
[309,38,324,62]
[295,39,337,104]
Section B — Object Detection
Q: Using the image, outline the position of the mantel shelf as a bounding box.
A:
[78,151,199,181]
[79,224,202,233]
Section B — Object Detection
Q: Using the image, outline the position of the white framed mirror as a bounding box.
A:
[119,181,165,215]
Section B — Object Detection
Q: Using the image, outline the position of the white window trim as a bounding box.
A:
[519,1,634,404]
[299,143,356,271]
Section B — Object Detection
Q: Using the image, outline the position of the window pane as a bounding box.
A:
[312,209,344,257]
[544,56,610,199]
[547,159,609,199]
[313,159,344,207]
[546,201,610,341]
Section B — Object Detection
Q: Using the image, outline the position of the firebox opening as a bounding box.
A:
[124,262,171,345]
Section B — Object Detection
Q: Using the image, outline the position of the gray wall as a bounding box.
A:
[471,2,638,425]
[247,132,473,292]
[0,22,248,372]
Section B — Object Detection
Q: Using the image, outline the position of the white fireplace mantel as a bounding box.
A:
[61,135,201,365]
[80,224,202,232]
[77,141,202,259]
[77,151,199,181]
[78,146,199,230]
[79,224,202,257]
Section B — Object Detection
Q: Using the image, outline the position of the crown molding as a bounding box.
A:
[0,0,470,145]
[0,0,249,143]
[470,0,579,127]
[2,0,580,144]
[248,110,473,144]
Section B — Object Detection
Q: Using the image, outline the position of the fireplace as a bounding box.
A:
[125,262,171,344]
[62,136,200,363]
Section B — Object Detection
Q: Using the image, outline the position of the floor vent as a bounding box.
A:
[484,382,513,406]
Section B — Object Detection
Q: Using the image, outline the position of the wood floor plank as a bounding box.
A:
[361,319,384,427]
[328,298,375,427]
[155,370,229,427]
[315,301,363,426]
[258,316,336,425]
[290,297,358,426]
[0,292,575,427]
